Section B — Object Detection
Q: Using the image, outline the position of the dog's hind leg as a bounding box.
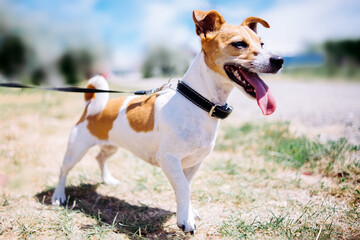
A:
[96,145,119,185]
[51,126,94,206]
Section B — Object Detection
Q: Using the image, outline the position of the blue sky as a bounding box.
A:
[1,0,360,70]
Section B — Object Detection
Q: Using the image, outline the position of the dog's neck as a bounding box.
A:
[182,51,234,106]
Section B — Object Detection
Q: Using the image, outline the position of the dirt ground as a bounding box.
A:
[0,77,359,239]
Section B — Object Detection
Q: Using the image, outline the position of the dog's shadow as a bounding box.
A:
[35,184,175,238]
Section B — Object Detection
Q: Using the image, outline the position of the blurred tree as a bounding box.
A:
[142,45,193,78]
[77,51,93,79]
[324,39,360,66]
[57,50,94,85]
[30,67,46,85]
[0,35,27,78]
[324,39,360,75]
[58,52,78,85]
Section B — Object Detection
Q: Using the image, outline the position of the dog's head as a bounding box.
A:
[193,10,283,115]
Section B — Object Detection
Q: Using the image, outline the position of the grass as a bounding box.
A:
[0,87,359,239]
[219,200,360,239]
[216,121,360,210]
[216,121,360,179]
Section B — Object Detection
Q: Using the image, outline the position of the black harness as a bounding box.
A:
[176,81,233,120]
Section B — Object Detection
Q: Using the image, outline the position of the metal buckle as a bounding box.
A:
[209,105,218,117]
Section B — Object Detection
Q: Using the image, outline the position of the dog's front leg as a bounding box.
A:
[159,155,196,233]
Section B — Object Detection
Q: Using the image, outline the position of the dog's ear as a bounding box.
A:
[193,10,225,38]
[241,17,270,33]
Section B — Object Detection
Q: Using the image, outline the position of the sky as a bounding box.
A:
[1,0,360,70]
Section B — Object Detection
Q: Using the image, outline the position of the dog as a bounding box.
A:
[51,10,283,233]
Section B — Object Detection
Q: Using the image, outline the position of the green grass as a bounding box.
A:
[219,199,360,239]
[219,210,329,239]
[216,121,360,177]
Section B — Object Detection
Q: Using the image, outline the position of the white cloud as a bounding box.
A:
[215,5,252,25]
[258,0,360,55]
[139,0,210,50]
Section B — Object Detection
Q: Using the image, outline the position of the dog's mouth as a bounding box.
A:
[224,64,276,115]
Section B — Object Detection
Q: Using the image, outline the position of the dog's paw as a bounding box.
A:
[177,210,197,233]
[51,192,66,206]
[103,175,120,185]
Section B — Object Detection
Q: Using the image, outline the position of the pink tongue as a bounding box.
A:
[240,70,276,115]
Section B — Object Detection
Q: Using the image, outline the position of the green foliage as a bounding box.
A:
[30,67,47,85]
[0,35,27,78]
[324,39,360,66]
[57,50,93,85]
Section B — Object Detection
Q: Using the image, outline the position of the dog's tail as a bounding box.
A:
[84,75,109,116]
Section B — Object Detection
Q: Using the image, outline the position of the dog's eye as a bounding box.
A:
[261,43,264,48]
[231,41,248,49]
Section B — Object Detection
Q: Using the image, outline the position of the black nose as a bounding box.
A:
[270,56,284,69]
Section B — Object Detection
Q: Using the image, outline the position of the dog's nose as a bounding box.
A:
[270,56,284,69]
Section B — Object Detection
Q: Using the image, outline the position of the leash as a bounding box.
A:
[1,79,233,119]
[0,81,172,95]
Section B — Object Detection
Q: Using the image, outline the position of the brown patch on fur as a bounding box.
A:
[76,98,125,140]
[126,94,158,133]
[85,84,96,102]
[87,98,125,140]
[241,16,270,33]
[193,10,225,38]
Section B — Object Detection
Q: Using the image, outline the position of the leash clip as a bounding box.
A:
[153,82,171,93]
[134,82,171,95]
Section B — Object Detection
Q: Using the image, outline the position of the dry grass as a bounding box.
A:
[0,87,359,239]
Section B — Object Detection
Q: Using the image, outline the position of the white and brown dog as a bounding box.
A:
[51,10,283,233]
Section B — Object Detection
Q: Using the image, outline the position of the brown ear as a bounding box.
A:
[241,17,270,33]
[192,10,225,38]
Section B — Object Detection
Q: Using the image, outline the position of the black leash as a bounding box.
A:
[0,82,166,95]
[177,81,233,119]
[1,80,233,119]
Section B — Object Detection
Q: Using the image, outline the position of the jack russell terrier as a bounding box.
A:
[51,10,283,233]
